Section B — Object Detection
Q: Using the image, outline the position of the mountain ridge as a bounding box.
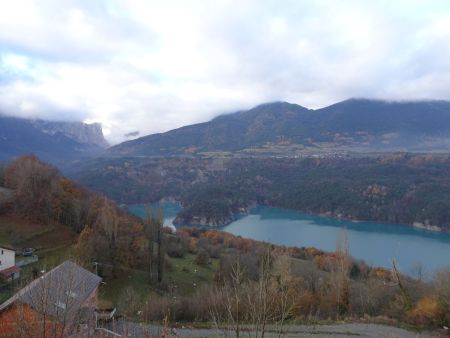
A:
[106,98,450,156]
[0,115,109,166]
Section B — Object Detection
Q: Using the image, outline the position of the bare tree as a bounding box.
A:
[209,249,297,338]
[228,257,245,338]
[330,228,351,317]
[95,199,121,278]
[392,259,412,311]
[210,255,246,338]
[411,262,426,282]
[274,256,296,337]
[209,285,232,338]
[434,268,450,327]
[144,207,164,285]
[245,247,274,338]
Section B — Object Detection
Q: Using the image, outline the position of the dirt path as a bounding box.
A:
[104,321,445,337]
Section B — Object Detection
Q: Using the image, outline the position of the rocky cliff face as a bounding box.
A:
[31,120,108,148]
[0,115,109,167]
[173,212,235,227]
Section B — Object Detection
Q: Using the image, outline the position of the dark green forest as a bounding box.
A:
[73,153,450,230]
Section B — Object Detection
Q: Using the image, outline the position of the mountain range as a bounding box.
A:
[2,99,450,168]
[3,99,450,230]
[107,99,450,156]
[0,115,108,166]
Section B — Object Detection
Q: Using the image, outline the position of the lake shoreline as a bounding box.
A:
[127,202,450,275]
[153,197,450,234]
[126,198,449,234]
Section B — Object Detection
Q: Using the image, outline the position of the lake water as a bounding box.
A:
[127,203,450,277]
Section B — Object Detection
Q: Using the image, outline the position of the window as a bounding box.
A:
[65,290,77,298]
[55,301,66,310]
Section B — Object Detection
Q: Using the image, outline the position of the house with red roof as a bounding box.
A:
[0,260,102,337]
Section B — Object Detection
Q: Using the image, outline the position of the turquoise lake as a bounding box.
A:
[127,203,450,277]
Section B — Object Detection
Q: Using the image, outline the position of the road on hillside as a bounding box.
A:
[101,321,446,337]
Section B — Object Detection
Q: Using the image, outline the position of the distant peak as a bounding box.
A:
[211,101,309,122]
[252,101,308,110]
[254,101,291,107]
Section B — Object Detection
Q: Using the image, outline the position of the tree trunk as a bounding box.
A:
[157,225,163,284]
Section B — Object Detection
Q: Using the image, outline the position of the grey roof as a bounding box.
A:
[0,260,102,323]
[0,246,16,252]
[0,186,13,201]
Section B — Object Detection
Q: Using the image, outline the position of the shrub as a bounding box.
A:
[407,296,443,327]
[166,240,187,258]
[195,249,209,266]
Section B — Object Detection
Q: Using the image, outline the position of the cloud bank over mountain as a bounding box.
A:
[1,0,450,143]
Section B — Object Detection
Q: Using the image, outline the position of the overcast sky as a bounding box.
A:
[1,0,450,143]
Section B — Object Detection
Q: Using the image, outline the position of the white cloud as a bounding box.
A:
[0,0,450,143]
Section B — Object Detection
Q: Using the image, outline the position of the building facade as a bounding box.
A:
[0,247,19,281]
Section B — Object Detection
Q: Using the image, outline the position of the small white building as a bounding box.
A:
[0,247,20,281]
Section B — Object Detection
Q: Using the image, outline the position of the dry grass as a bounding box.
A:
[0,215,77,249]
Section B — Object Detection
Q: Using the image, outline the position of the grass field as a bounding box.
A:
[166,254,219,295]
[0,214,219,315]
[0,214,77,303]
[0,215,76,249]
[99,254,219,308]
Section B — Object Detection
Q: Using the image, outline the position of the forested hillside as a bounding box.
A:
[73,153,450,230]
[107,99,450,156]
[0,155,146,278]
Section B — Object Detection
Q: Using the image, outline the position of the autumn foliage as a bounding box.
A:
[3,155,96,231]
[2,156,449,331]
[2,156,148,277]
